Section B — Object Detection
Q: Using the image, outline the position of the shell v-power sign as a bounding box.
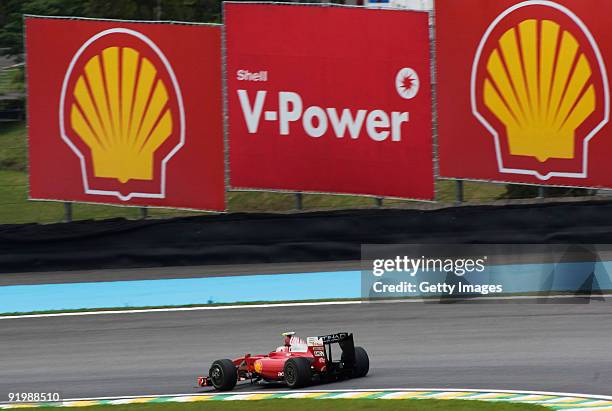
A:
[225,4,434,200]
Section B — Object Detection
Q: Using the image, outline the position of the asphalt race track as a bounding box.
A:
[1,300,611,400]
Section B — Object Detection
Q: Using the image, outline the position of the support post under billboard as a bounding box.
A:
[537,187,545,199]
[156,0,162,20]
[375,197,383,208]
[295,193,303,210]
[140,207,148,219]
[64,202,72,223]
[455,180,464,205]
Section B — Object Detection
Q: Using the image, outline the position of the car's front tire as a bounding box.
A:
[209,359,237,391]
[284,357,312,388]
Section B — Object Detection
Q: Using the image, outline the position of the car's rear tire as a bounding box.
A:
[352,346,369,378]
[284,357,312,388]
[209,359,237,391]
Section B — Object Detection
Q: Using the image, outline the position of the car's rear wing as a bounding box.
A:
[307,332,356,368]
[307,332,353,346]
[318,333,352,344]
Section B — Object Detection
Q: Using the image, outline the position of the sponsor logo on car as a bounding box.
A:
[307,337,324,347]
[254,360,263,373]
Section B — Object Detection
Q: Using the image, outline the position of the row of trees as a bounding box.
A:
[0,0,224,60]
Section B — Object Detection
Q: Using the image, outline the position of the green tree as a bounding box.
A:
[84,0,222,22]
[0,0,87,61]
[0,0,222,61]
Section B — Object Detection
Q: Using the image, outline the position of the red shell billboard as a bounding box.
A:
[437,0,612,188]
[225,4,434,200]
[26,17,225,211]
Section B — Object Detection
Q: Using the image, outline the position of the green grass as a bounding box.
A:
[0,122,510,224]
[38,399,547,411]
[0,67,24,95]
[0,122,27,172]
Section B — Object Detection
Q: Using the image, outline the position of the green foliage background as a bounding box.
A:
[0,0,223,61]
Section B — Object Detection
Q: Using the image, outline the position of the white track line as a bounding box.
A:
[0,301,363,320]
[0,294,609,320]
[0,388,610,405]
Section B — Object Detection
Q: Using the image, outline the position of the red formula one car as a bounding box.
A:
[198,332,369,391]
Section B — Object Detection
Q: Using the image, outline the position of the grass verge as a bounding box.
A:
[37,399,547,411]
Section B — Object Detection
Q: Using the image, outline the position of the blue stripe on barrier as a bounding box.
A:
[0,261,611,313]
[0,271,361,313]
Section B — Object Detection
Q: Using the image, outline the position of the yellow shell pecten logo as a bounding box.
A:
[254,360,263,373]
[70,46,172,183]
[472,1,609,180]
[484,19,594,162]
[60,28,184,201]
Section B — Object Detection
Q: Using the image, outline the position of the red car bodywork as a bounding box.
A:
[198,334,329,386]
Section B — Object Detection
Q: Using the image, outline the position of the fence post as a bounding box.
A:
[455,180,464,204]
[156,0,162,20]
[295,193,303,210]
[140,207,148,219]
[63,202,73,223]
